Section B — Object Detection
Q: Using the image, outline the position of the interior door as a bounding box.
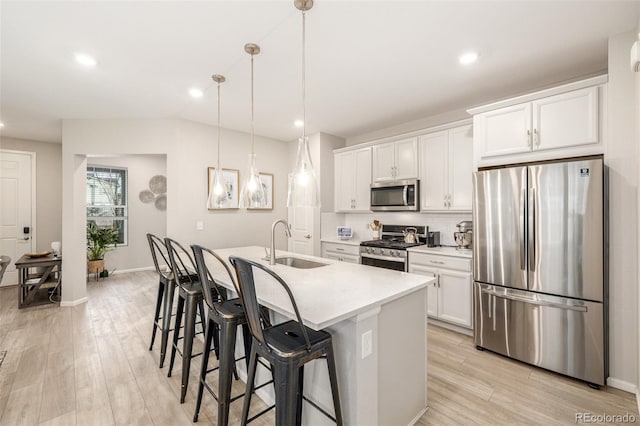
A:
[0,151,34,286]
[287,206,316,256]
[473,166,527,290]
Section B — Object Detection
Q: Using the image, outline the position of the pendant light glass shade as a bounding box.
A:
[287,136,319,207]
[207,74,229,209]
[239,43,266,209]
[287,0,320,208]
[240,153,266,208]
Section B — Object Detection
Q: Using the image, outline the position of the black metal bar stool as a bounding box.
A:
[191,245,260,425]
[230,257,343,426]
[165,237,211,403]
[146,234,176,367]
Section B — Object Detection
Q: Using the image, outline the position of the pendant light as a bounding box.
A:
[207,74,229,209]
[287,0,320,208]
[239,43,267,209]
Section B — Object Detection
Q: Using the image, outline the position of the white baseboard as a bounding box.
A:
[111,266,155,274]
[60,297,88,307]
[607,377,637,393]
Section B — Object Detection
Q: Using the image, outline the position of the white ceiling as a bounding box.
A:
[1,1,639,144]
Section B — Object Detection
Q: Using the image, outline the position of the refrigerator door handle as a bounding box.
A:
[528,187,536,272]
[481,288,588,312]
[520,188,526,271]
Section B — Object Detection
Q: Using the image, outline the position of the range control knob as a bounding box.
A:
[367,247,372,254]
[391,250,397,257]
[380,249,385,254]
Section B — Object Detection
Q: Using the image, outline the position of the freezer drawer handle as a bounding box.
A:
[481,288,588,312]
[429,260,445,265]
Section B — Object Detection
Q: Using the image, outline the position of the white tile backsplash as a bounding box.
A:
[321,212,472,247]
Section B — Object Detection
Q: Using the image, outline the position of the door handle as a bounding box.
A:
[482,288,587,312]
[528,188,536,272]
[520,188,526,271]
[304,234,311,239]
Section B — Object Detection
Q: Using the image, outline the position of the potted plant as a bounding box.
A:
[87,222,119,277]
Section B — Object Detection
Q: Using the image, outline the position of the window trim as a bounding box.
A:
[86,165,129,246]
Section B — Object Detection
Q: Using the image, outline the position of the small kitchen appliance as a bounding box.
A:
[370,179,419,212]
[360,225,438,271]
[337,226,352,240]
[453,220,473,250]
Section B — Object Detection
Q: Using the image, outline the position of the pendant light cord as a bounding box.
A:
[216,81,221,170]
[302,10,306,139]
[250,52,255,155]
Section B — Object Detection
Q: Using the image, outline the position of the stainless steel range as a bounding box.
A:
[360,225,439,271]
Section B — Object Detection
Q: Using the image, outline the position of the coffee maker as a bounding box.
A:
[454,221,472,251]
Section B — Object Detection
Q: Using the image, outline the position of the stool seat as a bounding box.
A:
[215,298,246,319]
[264,320,331,356]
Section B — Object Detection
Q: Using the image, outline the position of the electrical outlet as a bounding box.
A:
[196,221,204,230]
[361,330,373,359]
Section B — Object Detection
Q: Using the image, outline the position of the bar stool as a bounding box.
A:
[165,237,211,403]
[191,245,256,425]
[230,257,343,426]
[146,234,176,367]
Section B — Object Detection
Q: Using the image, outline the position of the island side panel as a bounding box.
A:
[378,288,428,425]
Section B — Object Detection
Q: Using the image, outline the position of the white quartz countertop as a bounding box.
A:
[407,245,473,259]
[320,237,363,246]
[209,246,432,330]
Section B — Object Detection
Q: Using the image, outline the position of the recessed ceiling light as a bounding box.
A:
[75,53,97,67]
[294,120,304,128]
[459,51,479,65]
[0,122,4,128]
[189,88,204,98]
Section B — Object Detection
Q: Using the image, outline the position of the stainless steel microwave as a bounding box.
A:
[370,179,420,211]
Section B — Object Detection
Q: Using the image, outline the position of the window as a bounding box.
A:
[87,165,128,245]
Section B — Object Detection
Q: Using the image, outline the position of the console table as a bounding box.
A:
[15,254,62,309]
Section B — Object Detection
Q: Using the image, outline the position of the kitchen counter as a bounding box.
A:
[408,245,473,259]
[320,237,363,246]
[208,246,432,425]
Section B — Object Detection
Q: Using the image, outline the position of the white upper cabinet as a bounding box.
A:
[419,124,473,212]
[372,137,418,182]
[532,87,598,150]
[471,81,603,167]
[334,147,372,212]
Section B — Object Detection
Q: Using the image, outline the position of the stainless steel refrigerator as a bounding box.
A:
[472,156,606,386]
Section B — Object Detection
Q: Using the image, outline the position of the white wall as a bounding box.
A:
[636,17,640,407]
[0,137,62,252]
[345,108,469,146]
[88,155,167,272]
[61,118,290,304]
[607,30,639,390]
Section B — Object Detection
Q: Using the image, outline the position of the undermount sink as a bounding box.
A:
[273,257,328,269]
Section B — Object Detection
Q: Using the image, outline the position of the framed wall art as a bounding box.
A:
[207,167,239,209]
[249,172,273,210]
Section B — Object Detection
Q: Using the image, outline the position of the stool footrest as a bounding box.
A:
[246,404,275,424]
[302,394,337,423]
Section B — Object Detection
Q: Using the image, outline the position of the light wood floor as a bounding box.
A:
[0,271,637,425]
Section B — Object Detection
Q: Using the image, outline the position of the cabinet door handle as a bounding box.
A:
[336,248,344,251]
[430,260,445,265]
[527,129,532,147]
[304,234,311,239]
[533,128,540,146]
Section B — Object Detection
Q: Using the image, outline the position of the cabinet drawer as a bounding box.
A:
[409,252,471,272]
[322,242,360,256]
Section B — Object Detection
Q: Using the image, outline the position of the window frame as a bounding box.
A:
[86,165,128,246]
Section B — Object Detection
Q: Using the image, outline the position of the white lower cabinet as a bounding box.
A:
[321,242,360,264]
[408,251,472,328]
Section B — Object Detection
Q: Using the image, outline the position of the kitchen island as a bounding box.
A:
[207,246,433,425]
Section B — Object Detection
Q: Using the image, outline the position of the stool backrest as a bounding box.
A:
[191,245,236,313]
[146,234,170,278]
[0,255,10,284]
[230,256,312,352]
[165,238,198,286]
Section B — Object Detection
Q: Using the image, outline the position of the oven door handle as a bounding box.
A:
[360,253,406,263]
